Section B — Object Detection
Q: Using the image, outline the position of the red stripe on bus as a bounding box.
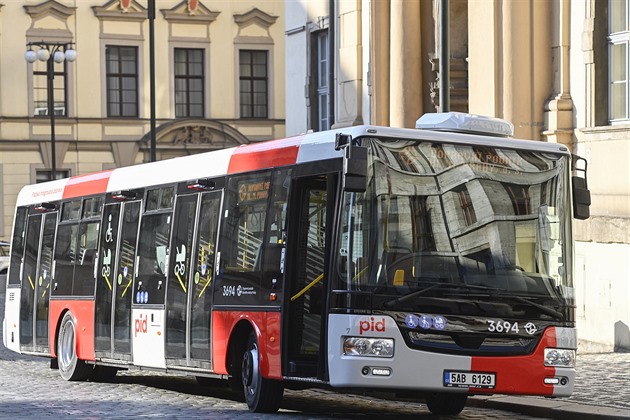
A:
[212,310,282,379]
[227,137,302,174]
[49,299,95,361]
[470,327,557,396]
[62,170,114,200]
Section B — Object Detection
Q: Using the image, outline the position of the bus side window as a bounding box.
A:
[261,169,291,298]
[8,207,28,286]
[217,172,271,305]
[73,221,100,296]
[53,224,78,296]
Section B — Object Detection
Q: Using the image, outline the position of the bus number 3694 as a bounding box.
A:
[486,320,520,334]
[222,285,236,297]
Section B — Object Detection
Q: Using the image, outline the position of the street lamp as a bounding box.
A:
[25,41,77,181]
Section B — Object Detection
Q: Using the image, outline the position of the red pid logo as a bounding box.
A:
[134,313,148,337]
[359,317,386,335]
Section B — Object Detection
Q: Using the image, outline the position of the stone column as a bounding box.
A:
[371,0,390,126]
[502,0,535,139]
[389,0,422,128]
[543,0,574,148]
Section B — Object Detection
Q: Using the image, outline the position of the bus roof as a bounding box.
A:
[16,124,570,207]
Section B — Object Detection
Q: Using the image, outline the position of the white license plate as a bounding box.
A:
[444,371,496,389]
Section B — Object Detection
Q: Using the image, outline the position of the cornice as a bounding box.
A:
[233,7,278,30]
[92,0,147,22]
[24,0,76,20]
[162,0,220,24]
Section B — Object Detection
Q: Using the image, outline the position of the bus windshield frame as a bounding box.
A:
[335,136,574,321]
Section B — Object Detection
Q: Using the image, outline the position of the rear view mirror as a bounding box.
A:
[571,155,591,220]
[342,142,367,193]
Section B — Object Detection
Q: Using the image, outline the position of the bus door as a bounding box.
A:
[113,200,141,359]
[94,200,140,361]
[132,186,174,369]
[188,191,222,368]
[95,203,121,357]
[20,211,57,354]
[166,190,222,369]
[165,193,199,366]
[284,175,334,378]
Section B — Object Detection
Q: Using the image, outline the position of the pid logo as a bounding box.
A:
[134,313,148,337]
[359,317,386,335]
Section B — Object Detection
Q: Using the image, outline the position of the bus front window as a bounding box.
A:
[337,138,573,321]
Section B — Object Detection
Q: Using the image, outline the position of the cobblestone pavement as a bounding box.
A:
[0,356,547,419]
[1,288,629,419]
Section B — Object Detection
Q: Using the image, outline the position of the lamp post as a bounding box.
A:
[25,41,77,181]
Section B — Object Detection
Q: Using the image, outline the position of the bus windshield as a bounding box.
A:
[337,137,574,320]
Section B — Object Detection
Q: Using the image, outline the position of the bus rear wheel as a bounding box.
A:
[57,312,93,381]
[425,392,467,415]
[241,331,284,413]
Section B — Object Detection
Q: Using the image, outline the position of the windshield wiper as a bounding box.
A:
[383,281,493,308]
[382,281,565,321]
[489,292,564,321]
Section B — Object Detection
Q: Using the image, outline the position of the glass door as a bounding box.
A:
[188,191,222,368]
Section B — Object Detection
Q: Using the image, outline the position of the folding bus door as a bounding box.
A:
[20,211,56,354]
[285,176,334,378]
[95,201,140,361]
[165,193,199,366]
[19,214,41,352]
[188,191,222,368]
[165,190,222,369]
[95,203,122,357]
[34,212,56,353]
[112,200,141,359]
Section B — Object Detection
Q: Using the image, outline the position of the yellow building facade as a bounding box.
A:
[286,0,629,351]
[0,0,285,240]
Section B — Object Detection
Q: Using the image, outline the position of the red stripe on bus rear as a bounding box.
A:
[62,170,114,199]
[470,326,557,396]
[49,299,95,361]
[227,137,302,174]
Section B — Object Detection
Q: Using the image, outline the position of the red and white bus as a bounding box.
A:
[3,113,590,415]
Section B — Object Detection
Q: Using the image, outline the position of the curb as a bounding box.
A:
[467,395,630,420]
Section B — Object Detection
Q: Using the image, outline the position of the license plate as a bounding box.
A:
[444,371,496,389]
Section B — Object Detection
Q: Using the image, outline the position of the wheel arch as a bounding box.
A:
[51,308,71,359]
[226,319,256,377]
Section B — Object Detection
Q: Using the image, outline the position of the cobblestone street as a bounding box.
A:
[2,289,629,419]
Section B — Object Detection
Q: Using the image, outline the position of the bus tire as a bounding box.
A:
[57,312,93,381]
[425,392,467,415]
[90,365,118,382]
[242,331,284,413]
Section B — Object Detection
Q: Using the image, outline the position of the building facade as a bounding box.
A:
[0,0,285,240]
[285,0,629,351]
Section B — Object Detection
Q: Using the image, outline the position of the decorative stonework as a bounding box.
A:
[161,0,219,24]
[187,0,199,15]
[141,120,249,151]
[92,0,146,22]
[119,0,131,13]
[24,0,76,38]
[233,7,278,38]
[172,125,213,144]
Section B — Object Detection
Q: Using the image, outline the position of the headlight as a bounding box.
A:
[544,348,575,367]
[343,337,394,357]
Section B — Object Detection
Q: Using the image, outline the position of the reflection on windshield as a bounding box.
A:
[338,138,573,315]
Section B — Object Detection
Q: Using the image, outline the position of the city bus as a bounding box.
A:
[2,113,590,415]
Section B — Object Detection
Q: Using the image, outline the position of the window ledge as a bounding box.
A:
[579,124,630,142]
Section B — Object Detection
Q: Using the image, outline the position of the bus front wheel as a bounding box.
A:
[57,312,93,381]
[241,331,284,413]
[425,392,468,415]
